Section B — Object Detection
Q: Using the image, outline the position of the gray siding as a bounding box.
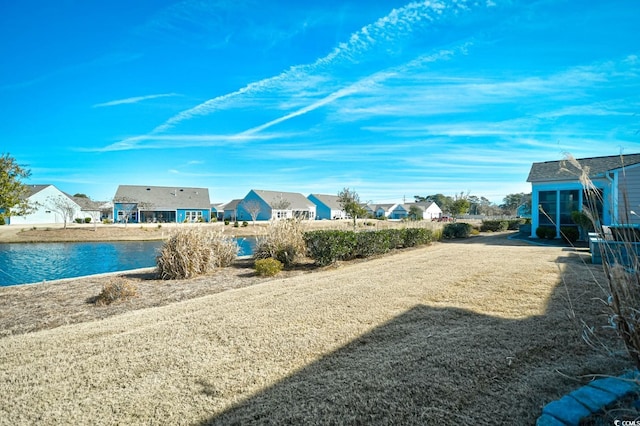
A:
[618,165,640,224]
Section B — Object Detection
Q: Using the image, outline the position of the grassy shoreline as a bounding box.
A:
[0,232,632,424]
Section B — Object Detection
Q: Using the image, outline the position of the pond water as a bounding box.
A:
[0,237,255,287]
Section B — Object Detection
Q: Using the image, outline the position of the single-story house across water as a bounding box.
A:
[113,185,212,223]
[9,184,87,225]
[307,194,347,220]
[236,190,316,221]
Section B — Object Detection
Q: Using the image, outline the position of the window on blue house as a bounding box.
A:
[583,188,604,224]
[559,190,580,225]
[185,211,203,222]
[538,191,556,225]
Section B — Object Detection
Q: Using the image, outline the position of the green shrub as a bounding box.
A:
[0,216,5,225]
[94,277,137,306]
[560,226,579,243]
[402,227,433,247]
[442,223,473,239]
[156,228,238,279]
[254,258,283,277]
[84,217,92,223]
[254,219,306,267]
[233,221,239,228]
[242,221,248,227]
[304,227,434,265]
[480,220,508,232]
[224,219,230,225]
[536,226,556,239]
[507,218,526,230]
[74,218,83,224]
[304,230,358,266]
[355,231,393,257]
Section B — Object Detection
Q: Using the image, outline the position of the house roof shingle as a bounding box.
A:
[527,153,640,183]
[309,193,343,210]
[252,190,314,210]
[114,185,211,210]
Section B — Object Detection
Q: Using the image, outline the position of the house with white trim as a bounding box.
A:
[113,185,211,223]
[236,189,316,221]
[527,153,640,238]
[9,184,85,225]
[221,199,242,221]
[390,202,442,220]
[373,204,399,219]
[210,203,225,222]
[307,193,347,220]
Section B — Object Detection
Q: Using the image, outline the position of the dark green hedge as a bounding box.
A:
[535,226,556,239]
[304,228,434,266]
[442,223,473,239]
[560,226,579,243]
[480,220,509,232]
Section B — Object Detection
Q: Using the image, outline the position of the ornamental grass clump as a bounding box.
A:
[559,154,640,370]
[156,228,238,280]
[254,219,306,267]
[94,277,137,306]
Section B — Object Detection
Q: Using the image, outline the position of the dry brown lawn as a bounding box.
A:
[0,230,633,425]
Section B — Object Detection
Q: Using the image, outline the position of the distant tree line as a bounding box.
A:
[414,192,531,217]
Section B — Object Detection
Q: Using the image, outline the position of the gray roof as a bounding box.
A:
[252,190,314,210]
[398,201,437,211]
[222,199,243,211]
[25,184,51,197]
[72,196,103,211]
[527,153,640,183]
[114,185,211,210]
[309,193,343,210]
[374,203,397,211]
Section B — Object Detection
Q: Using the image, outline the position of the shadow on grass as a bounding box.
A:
[198,245,630,424]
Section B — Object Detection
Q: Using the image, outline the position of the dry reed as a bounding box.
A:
[562,153,640,370]
[156,227,238,279]
[94,277,138,306]
[254,219,306,266]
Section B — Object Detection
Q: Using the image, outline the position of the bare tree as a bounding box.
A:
[113,197,140,226]
[45,195,78,229]
[241,200,262,224]
[270,196,291,220]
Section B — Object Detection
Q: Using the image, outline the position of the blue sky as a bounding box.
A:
[1,0,639,204]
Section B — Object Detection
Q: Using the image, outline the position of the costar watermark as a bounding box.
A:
[615,420,640,426]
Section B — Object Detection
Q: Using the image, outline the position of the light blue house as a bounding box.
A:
[307,194,347,220]
[221,199,242,221]
[113,185,211,223]
[527,153,640,238]
[236,190,316,221]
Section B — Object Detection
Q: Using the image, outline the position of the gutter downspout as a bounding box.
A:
[605,172,617,225]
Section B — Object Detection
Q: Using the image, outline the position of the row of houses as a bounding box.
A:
[7,185,443,225]
[7,153,640,238]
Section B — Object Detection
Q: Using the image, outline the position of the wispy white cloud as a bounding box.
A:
[87,132,293,152]
[93,93,179,108]
[150,0,474,134]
